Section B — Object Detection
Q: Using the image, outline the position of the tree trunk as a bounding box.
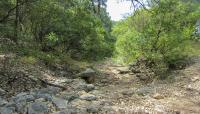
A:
[14,0,20,43]
[91,0,96,13]
[97,0,101,14]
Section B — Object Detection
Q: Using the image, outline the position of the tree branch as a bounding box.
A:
[0,0,38,23]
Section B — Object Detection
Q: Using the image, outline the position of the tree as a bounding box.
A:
[113,0,200,65]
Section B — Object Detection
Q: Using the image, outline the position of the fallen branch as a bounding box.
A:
[38,78,69,90]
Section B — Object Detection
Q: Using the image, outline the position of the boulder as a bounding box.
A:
[77,68,96,78]
[77,68,96,83]
[52,97,68,110]
[27,102,49,114]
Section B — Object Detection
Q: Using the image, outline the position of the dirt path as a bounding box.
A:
[93,57,200,113]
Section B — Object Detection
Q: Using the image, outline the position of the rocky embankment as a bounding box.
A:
[0,66,113,114]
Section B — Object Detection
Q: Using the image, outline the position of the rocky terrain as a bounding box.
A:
[0,54,200,114]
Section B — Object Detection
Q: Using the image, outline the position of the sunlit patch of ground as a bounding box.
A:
[93,56,200,113]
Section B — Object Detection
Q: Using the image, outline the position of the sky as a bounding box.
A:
[106,0,133,21]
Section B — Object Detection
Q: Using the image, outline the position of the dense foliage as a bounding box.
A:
[0,0,114,60]
[113,0,200,69]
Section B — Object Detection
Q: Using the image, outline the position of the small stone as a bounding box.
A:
[80,93,97,101]
[153,93,164,100]
[121,89,135,96]
[52,97,68,109]
[86,84,95,92]
[27,102,49,114]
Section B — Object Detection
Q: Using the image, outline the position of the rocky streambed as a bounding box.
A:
[1,56,200,114]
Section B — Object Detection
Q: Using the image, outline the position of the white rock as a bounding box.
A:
[80,93,97,101]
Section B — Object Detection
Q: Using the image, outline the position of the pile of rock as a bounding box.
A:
[0,81,107,114]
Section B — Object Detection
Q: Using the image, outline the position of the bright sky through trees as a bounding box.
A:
[107,0,133,21]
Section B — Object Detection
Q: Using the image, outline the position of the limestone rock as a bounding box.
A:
[52,97,68,109]
[79,93,97,101]
[77,68,96,78]
[27,102,49,114]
